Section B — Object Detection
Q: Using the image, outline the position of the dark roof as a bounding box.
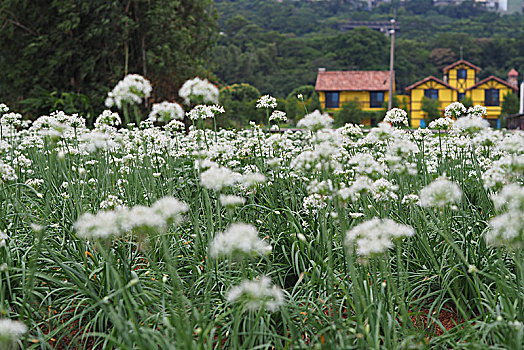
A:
[442,60,482,73]
[405,76,456,92]
[315,70,392,91]
[467,75,519,91]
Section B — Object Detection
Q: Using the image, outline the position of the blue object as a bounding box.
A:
[419,119,426,128]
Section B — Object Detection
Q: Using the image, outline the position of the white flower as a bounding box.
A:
[256,95,277,109]
[0,112,22,127]
[200,166,242,191]
[0,318,27,341]
[401,194,420,205]
[468,105,487,118]
[303,193,327,214]
[179,77,219,105]
[444,102,467,119]
[384,108,408,126]
[74,211,122,239]
[452,115,489,134]
[186,105,224,121]
[0,161,17,183]
[226,276,284,312]
[0,230,7,247]
[419,176,462,208]
[148,101,184,122]
[219,195,246,208]
[0,104,9,113]
[485,210,524,248]
[151,197,189,225]
[118,206,166,233]
[345,218,415,257]
[240,172,266,188]
[95,110,121,128]
[338,123,363,138]
[269,110,287,123]
[297,110,333,131]
[209,223,272,258]
[105,74,152,109]
[429,117,454,130]
[164,120,185,133]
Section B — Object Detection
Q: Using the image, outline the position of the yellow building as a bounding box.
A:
[315,69,393,124]
[406,60,518,128]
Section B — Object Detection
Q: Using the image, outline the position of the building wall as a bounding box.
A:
[319,90,390,113]
[446,65,477,92]
[409,81,455,127]
[467,80,515,120]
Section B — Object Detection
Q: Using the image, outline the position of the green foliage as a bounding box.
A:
[501,92,520,116]
[333,101,365,127]
[285,85,320,123]
[18,87,94,121]
[460,96,474,109]
[0,0,217,120]
[218,83,265,128]
[421,97,441,123]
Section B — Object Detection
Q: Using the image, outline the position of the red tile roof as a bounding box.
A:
[315,70,392,91]
[405,76,456,92]
[508,69,518,77]
[442,59,482,73]
[467,75,518,91]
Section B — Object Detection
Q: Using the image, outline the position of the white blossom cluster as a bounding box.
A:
[179,77,219,105]
[485,184,524,248]
[269,110,287,123]
[444,102,467,119]
[297,110,333,131]
[105,74,152,109]
[74,196,188,239]
[186,105,224,121]
[419,176,462,208]
[226,276,284,312]
[345,218,415,257]
[148,101,184,123]
[384,108,408,126]
[209,223,272,258]
[256,95,277,109]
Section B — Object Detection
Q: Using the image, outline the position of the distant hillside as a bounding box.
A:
[209,0,524,98]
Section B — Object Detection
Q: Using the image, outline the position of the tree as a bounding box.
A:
[421,97,441,123]
[285,85,320,123]
[218,83,264,128]
[334,101,365,127]
[500,92,519,128]
[0,0,217,118]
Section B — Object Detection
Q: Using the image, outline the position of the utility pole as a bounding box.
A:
[388,18,395,111]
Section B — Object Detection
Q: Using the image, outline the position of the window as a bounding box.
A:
[424,89,439,100]
[485,88,499,106]
[325,92,340,109]
[457,68,467,80]
[458,92,465,101]
[369,91,385,108]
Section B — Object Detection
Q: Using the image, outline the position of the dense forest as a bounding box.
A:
[0,0,523,123]
[210,0,524,97]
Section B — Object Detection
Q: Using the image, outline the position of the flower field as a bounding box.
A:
[0,78,523,349]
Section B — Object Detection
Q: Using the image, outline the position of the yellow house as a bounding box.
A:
[406,76,456,128]
[407,59,518,128]
[315,69,393,124]
[467,76,517,126]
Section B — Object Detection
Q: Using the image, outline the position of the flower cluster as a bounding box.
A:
[419,176,462,208]
[179,77,219,105]
[226,276,284,312]
[444,102,467,118]
[148,101,184,122]
[384,108,408,126]
[209,223,272,258]
[105,74,152,109]
[297,110,333,131]
[256,95,277,109]
[345,218,415,257]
